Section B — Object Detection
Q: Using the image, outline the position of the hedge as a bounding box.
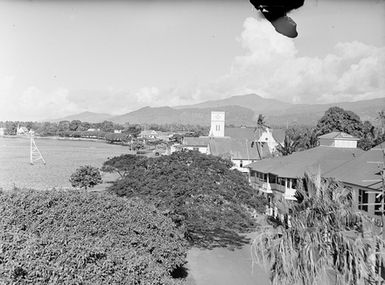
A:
[0,189,187,284]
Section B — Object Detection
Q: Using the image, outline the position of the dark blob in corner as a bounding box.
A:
[250,0,305,38]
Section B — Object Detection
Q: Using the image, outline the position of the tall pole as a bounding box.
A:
[30,134,33,165]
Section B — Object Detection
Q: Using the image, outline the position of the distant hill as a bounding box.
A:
[110,105,256,126]
[265,97,385,126]
[51,111,113,123]
[50,94,384,127]
[175,93,292,114]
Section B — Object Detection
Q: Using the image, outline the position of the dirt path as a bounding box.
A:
[185,234,269,285]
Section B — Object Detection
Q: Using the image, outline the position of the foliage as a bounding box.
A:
[100,120,114,133]
[105,133,130,144]
[0,189,187,284]
[276,134,300,156]
[107,150,267,248]
[315,107,385,150]
[69,120,82,131]
[101,154,146,177]
[257,114,266,127]
[276,127,318,156]
[69,165,102,190]
[253,173,385,285]
[315,106,364,138]
[122,124,142,138]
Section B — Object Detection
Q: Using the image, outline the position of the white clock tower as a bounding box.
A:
[210,111,225,137]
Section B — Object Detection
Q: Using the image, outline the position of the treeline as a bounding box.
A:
[0,120,209,143]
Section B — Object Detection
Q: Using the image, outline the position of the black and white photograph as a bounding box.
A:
[0,0,384,284]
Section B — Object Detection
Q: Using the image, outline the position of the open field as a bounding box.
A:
[0,136,131,190]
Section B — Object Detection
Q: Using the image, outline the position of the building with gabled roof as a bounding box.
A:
[178,111,278,172]
[324,142,385,218]
[318,131,360,148]
[246,132,363,201]
[207,137,271,172]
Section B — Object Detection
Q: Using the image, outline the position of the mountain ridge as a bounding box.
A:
[50,94,385,126]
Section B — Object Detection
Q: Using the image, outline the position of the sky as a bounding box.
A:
[0,0,384,121]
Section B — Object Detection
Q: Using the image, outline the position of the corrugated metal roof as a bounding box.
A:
[247,146,363,178]
[183,137,210,146]
[225,127,256,140]
[208,137,270,160]
[324,142,385,190]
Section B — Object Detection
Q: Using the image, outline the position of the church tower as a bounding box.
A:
[210,111,225,137]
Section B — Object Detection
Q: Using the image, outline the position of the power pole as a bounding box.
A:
[30,133,46,165]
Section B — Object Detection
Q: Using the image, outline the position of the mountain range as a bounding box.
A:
[53,94,385,127]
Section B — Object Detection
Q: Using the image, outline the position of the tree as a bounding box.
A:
[123,124,142,138]
[377,110,385,135]
[0,189,187,284]
[253,172,385,285]
[315,107,364,138]
[276,134,300,156]
[107,151,267,248]
[257,114,266,128]
[69,120,81,131]
[57,120,70,135]
[4,121,17,135]
[104,133,130,144]
[69,165,102,190]
[100,120,114,133]
[101,154,146,178]
[78,121,91,131]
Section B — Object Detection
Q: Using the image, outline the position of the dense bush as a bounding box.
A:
[69,165,102,190]
[0,189,187,284]
[107,151,267,248]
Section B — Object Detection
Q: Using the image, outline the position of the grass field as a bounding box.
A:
[0,136,131,190]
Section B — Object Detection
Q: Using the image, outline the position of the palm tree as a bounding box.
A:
[252,172,385,285]
[276,134,300,156]
[377,110,385,135]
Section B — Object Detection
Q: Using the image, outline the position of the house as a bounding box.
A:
[0,127,5,136]
[139,130,158,140]
[114,129,122,134]
[246,132,363,203]
[87,128,100,132]
[324,142,384,219]
[179,111,275,172]
[207,137,270,172]
[318,131,360,148]
[16,126,29,135]
[182,137,210,154]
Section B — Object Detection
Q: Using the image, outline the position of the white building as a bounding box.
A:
[209,111,225,137]
[180,111,277,172]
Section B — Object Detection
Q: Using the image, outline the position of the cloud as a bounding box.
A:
[207,16,385,104]
[1,15,384,121]
[0,82,83,121]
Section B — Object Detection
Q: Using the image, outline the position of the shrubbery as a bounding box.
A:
[69,165,102,190]
[0,189,187,284]
[106,151,267,248]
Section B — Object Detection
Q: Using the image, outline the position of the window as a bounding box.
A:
[358,189,368,212]
[374,193,383,216]
[193,147,199,151]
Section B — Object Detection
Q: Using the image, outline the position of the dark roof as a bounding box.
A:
[225,127,256,140]
[208,137,270,160]
[246,146,363,178]
[183,137,210,147]
[324,142,385,191]
[318,131,359,141]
